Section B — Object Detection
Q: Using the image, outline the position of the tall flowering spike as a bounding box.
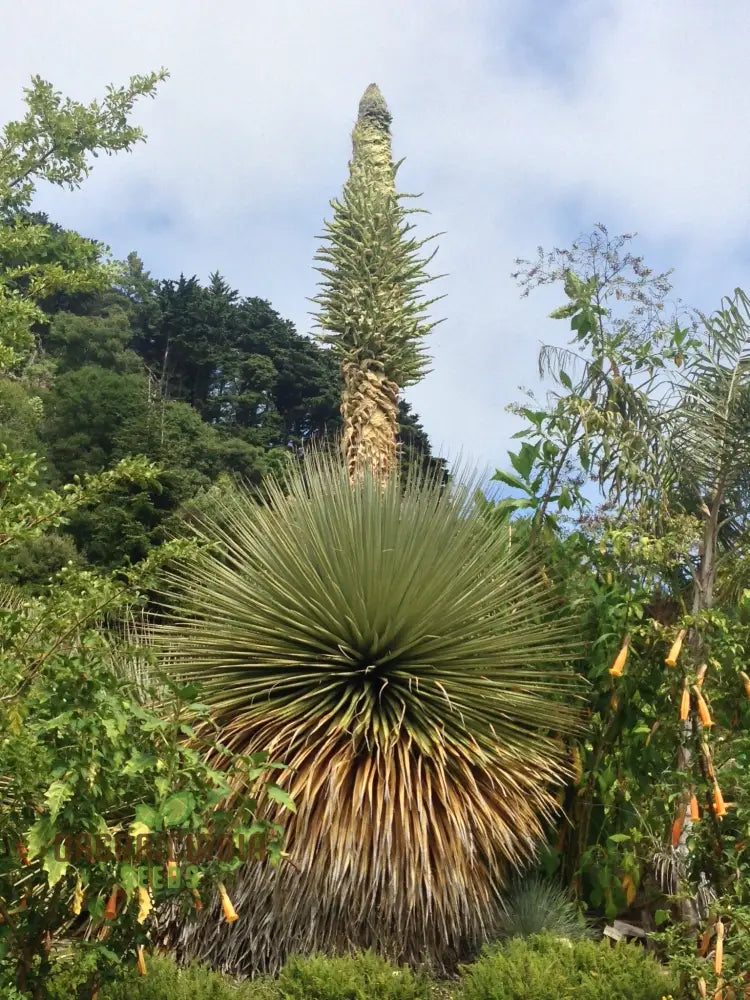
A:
[665,629,686,668]
[313,84,443,485]
[352,84,393,187]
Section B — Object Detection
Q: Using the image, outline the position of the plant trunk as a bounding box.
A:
[341,361,399,486]
[675,493,721,928]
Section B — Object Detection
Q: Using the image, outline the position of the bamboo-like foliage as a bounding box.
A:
[312,84,443,484]
[157,453,579,974]
[674,289,750,508]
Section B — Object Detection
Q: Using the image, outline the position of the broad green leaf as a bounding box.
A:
[509,442,539,481]
[491,468,531,493]
[266,785,296,813]
[27,817,54,859]
[43,849,68,888]
[44,779,74,823]
[161,791,195,826]
[123,751,157,776]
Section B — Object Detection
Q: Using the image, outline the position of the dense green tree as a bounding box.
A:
[0,71,167,368]
[130,273,341,447]
[44,306,142,374]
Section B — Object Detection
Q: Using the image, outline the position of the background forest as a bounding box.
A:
[0,238,443,584]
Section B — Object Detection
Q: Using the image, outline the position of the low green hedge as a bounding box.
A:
[35,936,674,1000]
[458,934,676,1000]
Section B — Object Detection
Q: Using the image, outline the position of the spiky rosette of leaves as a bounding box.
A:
[156,452,579,974]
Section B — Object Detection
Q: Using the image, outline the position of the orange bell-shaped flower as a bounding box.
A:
[665,629,686,668]
[609,638,630,678]
[103,887,119,921]
[714,919,725,975]
[694,687,714,728]
[679,682,691,722]
[714,782,728,819]
[218,882,238,923]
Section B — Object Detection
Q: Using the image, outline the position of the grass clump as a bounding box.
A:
[494,875,591,941]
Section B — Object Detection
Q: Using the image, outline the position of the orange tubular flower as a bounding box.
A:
[740,671,750,700]
[697,663,709,688]
[714,782,728,819]
[103,887,119,921]
[218,883,238,923]
[137,946,147,977]
[192,889,202,911]
[609,638,630,678]
[690,793,701,822]
[71,877,84,916]
[700,917,715,956]
[694,687,714,728]
[714,920,725,975]
[671,810,685,848]
[621,873,636,906]
[680,682,691,722]
[665,629,686,668]
[136,887,152,925]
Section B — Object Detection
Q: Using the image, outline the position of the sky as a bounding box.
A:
[2,0,750,474]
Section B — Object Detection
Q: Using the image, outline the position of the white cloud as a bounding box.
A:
[2,0,749,470]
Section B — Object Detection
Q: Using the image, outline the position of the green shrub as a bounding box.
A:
[458,934,675,1000]
[96,954,276,1000]
[276,950,434,1000]
[494,876,591,941]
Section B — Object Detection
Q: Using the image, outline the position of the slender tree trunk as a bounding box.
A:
[675,489,722,928]
[341,361,399,485]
